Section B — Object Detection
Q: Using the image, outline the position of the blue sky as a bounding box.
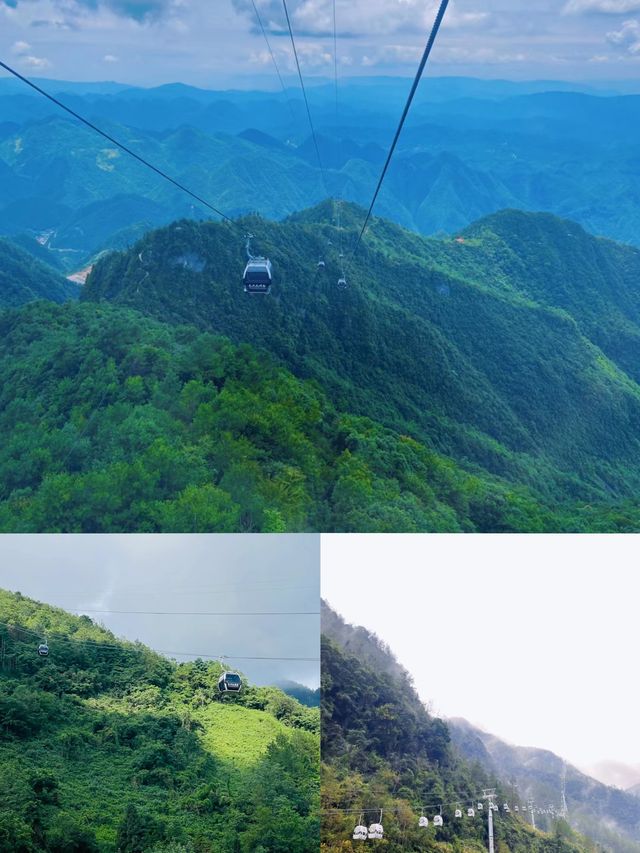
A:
[2,0,640,86]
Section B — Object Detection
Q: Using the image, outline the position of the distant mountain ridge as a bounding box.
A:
[5,81,640,269]
[450,718,640,853]
[0,236,79,306]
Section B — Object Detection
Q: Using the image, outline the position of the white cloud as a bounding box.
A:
[563,0,640,13]
[20,54,52,69]
[11,39,31,54]
[235,0,490,38]
[103,53,119,62]
[606,17,640,51]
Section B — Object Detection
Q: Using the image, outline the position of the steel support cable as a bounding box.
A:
[348,0,451,263]
[332,0,344,269]
[250,0,297,123]
[0,59,241,230]
[281,0,331,199]
[0,619,319,661]
[71,609,320,616]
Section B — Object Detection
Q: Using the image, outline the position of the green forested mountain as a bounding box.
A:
[3,202,640,531]
[81,203,640,525]
[276,682,321,708]
[0,588,319,852]
[0,300,565,533]
[450,720,640,853]
[0,237,79,306]
[320,602,597,853]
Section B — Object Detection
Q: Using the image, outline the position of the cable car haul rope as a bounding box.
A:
[0,0,451,293]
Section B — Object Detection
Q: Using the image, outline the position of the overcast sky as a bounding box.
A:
[322,534,640,784]
[0,533,320,687]
[2,0,640,87]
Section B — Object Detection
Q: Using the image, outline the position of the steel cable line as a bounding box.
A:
[348,0,451,263]
[281,0,330,199]
[157,650,319,662]
[0,59,242,231]
[70,609,320,616]
[0,619,319,661]
[332,0,345,272]
[250,0,297,123]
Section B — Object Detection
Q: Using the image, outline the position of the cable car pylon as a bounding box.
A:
[482,789,497,853]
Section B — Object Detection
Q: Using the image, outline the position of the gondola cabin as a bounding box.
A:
[38,642,49,657]
[352,825,368,841]
[243,258,272,294]
[368,823,383,840]
[218,671,242,693]
[418,817,429,828]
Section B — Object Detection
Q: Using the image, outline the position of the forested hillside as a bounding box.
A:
[4,201,640,530]
[0,300,567,533]
[0,588,319,852]
[0,237,79,306]
[83,203,640,523]
[451,720,640,853]
[320,602,596,853]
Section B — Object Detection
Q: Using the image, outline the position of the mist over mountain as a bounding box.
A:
[583,762,640,792]
[321,601,597,852]
[450,719,640,853]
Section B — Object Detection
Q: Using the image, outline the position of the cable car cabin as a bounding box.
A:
[353,825,368,841]
[337,276,347,290]
[503,804,510,812]
[243,258,272,294]
[368,824,384,840]
[455,809,462,818]
[218,671,242,693]
[434,815,444,827]
[38,643,49,657]
[317,260,326,269]
[477,803,484,811]
[468,808,475,817]
[418,817,429,828]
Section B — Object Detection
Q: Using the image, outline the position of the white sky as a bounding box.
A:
[0,533,320,687]
[322,534,640,773]
[2,0,640,86]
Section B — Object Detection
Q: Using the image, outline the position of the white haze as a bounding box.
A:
[322,534,640,773]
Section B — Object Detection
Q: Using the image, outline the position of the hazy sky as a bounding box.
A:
[322,534,640,776]
[2,0,640,86]
[0,533,320,687]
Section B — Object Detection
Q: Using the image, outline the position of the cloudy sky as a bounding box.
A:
[0,533,320,687]
[322,534,640,785]
[2,0,640,87]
